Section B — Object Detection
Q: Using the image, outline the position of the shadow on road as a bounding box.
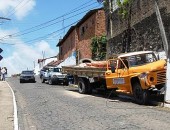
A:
[65,86,164,106]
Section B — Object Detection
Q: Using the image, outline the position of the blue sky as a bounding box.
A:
[0,0,102,75]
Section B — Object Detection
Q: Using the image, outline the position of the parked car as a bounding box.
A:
[20,70,35,83]
[39,67,49,79]
[41,67,68,85]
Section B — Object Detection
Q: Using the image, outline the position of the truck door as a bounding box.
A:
[105,58,130,92]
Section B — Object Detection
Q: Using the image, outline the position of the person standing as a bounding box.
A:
[1,67,6,81]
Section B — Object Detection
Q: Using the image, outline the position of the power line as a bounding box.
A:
[9,5,100,38]
[1,1,98,39]
[1,5,102,46]
[6,0,32,18]
[13,1,97,37]
[5,0,25,17]
[0,20,79,46]
[25,20,80,44]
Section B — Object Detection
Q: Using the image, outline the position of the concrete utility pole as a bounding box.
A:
[154,0,170,104]
[0,17,11,62]
[106,0,113,59]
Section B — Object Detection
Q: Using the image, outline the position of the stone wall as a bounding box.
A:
[106,0,170,58]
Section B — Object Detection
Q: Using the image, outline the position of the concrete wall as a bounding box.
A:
[106,0,170,58]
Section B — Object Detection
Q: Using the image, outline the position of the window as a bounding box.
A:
[22,71,34,74]
[81,26,85,35]
[86,24,88,29]
[53,68,61,72]
[60,47,63,55]
[128,53,157,67]
[118,58,128,69]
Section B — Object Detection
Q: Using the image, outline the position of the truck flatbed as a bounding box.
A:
[62,66,106,77]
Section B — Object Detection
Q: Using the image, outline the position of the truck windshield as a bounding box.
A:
[22,71,34,74]
[53,68,61,72]
[127,53,157,67]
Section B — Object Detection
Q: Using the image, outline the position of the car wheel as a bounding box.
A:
[48,78,53,85]
[41,77,45,83]
[20,80,23,83]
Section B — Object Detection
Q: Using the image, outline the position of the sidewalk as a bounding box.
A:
[0,81,14,130]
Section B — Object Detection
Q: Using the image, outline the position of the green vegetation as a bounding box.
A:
[91,35,107,60]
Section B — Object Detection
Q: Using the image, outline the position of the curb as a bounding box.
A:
[6,82,19,130]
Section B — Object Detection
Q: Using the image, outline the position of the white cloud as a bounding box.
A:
[0,37,57,76]
[0,0,36,20]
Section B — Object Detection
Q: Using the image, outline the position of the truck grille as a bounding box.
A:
[157,71,166,84]
[57,75,65,78]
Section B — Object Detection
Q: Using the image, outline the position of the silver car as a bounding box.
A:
[20,70,35,83]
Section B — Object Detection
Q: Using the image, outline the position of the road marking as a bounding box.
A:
[64,91,90,98]
[6,82,19,130]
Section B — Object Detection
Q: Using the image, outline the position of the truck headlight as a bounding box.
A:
[53,75,57,77]
[139,72,148,78]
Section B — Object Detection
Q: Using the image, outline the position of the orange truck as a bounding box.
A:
[62,51,166,104]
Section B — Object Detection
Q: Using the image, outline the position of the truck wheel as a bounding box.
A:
[48,78,53,85]
[41,77,45,83]
[78,78,88,94]
[133,82,149,105]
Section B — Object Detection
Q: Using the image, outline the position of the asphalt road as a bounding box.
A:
[7,76,170,130]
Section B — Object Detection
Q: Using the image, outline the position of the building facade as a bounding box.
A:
[57,8,106,63]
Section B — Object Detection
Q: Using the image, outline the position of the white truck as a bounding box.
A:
[41,67,68,85]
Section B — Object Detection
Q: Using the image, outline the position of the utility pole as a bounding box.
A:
[106,0,113,59]
[0,17,10,62]
[154,0,170,105]
[42,51,45,67]
[33,61,35,69]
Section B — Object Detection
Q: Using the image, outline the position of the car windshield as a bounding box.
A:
[22,71,34,74]
[127,53,157,67]
[53,68,61,72]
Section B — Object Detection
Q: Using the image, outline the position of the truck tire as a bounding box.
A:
[132,82,149,105]
[78,78,88,94]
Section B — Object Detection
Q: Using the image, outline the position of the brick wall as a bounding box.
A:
[77,10,106,59]
[106,0,170,58]
[59,29,77,60]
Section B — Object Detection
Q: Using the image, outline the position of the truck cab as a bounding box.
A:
[105,51,166,104]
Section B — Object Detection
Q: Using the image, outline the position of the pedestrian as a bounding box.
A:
[1,67,6,81]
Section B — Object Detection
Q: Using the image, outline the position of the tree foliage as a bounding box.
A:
[117,0,133,19]
[91,35,107,60]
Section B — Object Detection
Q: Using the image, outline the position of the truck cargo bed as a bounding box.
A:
[62,66,106,77]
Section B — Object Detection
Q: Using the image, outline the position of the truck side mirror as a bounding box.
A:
[110,65,115,73]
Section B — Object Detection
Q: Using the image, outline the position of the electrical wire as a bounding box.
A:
[4,0,25,17]
[25,20,79,44]
[10,5,100,38]
[1,1,98,40]
[0,1,101,45]
[6,0,32,18]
